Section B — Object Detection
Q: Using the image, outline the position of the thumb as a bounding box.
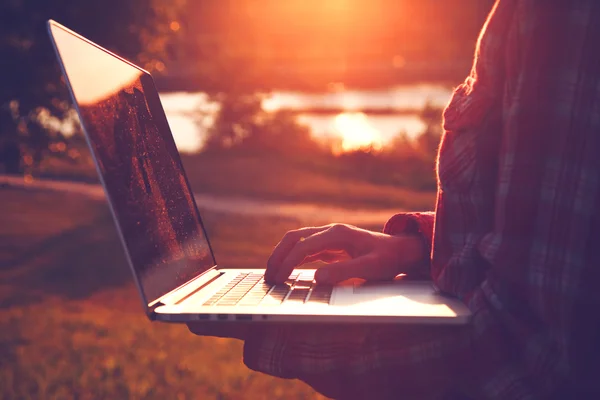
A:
[314,255,380,285]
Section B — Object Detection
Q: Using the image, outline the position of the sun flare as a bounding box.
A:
[332,112,383,153]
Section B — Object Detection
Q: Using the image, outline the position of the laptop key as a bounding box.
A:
[238,281,272,306]
[214,273,269,306]
[260,284,290,305]
[307,285,333,303]
[204,272,331,307]
[203,273,253,306]
[285,288,310,304]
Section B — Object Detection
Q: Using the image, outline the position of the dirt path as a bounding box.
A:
[0,175,400,226]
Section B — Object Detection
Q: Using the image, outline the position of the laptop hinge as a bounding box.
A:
[149,267,222,308]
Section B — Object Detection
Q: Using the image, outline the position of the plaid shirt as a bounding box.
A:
[242,1,600,398]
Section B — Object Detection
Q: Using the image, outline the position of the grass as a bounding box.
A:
[2,187,377,399]
[34,149,437,211]
[180,152,436,211]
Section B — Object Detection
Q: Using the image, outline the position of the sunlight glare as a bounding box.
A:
[50,23,142,105]
[164,114,204,152]
[332,112,383,153]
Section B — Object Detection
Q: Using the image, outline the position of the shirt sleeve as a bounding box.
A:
[456,1,600,397]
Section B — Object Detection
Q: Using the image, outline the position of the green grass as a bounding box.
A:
[0,187,345,400]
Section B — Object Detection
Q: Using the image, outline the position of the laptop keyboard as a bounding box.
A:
[203,272,333,307]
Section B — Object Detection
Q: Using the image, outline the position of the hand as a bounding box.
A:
[265,223,426,285]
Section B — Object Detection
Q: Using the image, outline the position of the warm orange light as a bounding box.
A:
[327,82,346,92]
[392,55,406,69]
[50,23,142,105]
[333,112,382,153]
[154,60,166,72]
[170,21,181,32]
[322,0,352,13]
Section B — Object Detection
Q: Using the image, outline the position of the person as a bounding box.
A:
[188,0,600,398]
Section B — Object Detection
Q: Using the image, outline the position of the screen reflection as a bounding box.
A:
[51,23,214,303]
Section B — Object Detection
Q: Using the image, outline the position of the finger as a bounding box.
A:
[303,250,351,264]
[274,226,351,283]
[265,225,331,283]
[187,322,249,341]
[314,255,381,284]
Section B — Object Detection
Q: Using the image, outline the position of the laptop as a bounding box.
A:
[47,20,471,325]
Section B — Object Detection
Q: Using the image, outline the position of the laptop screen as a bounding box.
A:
[49,22,216,306]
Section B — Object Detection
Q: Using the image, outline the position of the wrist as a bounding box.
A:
[383,213,433,278]
[387,233,429,277]
[400,233,427,265]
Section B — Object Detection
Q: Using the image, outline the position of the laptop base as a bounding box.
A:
[153,269,472,325]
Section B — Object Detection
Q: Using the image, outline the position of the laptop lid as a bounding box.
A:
[47,20,217,314]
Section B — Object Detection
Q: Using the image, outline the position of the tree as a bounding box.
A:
[0,0,185,174]
[414,102,443,160]
[202,92,321,157]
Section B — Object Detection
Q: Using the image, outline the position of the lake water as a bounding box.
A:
[159,84,453,153]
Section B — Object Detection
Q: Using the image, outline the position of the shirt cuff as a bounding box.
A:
[383,212,435,279]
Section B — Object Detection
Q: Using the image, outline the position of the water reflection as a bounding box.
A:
[298,113,425,150]
[262,84,452,111]
[322,112,383,152]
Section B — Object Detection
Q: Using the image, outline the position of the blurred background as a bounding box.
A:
[1,0,493,398]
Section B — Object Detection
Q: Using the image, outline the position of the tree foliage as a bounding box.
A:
[0,0,184,173]
[202,93,322,157]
